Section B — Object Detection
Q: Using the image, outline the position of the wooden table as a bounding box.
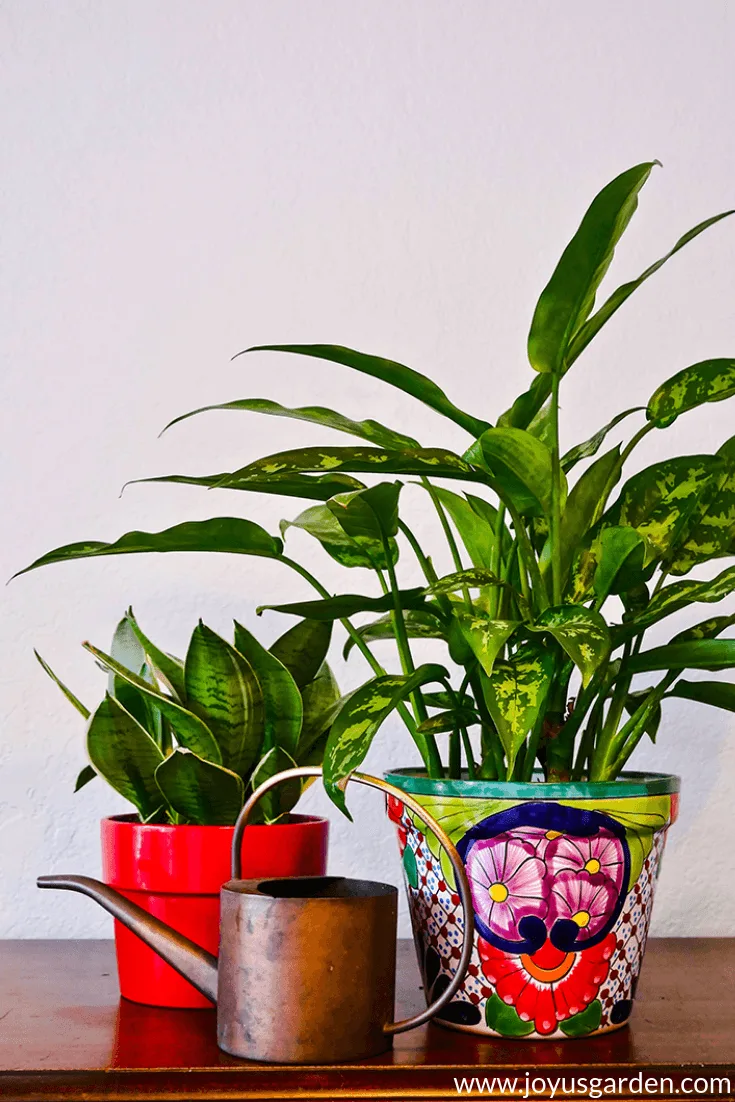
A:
[1,939,733,1100]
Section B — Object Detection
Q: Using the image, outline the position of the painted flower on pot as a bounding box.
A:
[465,835,549,942]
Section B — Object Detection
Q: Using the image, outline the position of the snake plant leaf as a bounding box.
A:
[257,588,428,621]
[87,695,165,820]
[323,663,450,816]
[154,749,244,826]
[528,162,659,375]
[647,359,735,428]
[130,471,367,501]
[667,462,735,576]
[183,623,264,776]
[601,455,728,563]
[233,621,302,758]
[281,503,397,569]
[427,487,499,571]
[268,619,332,689]
[567,210,734,365]
[74,764,97,792]
[297,662,342,759]
[561,409,644,473]
[530,606,611,687]
[107,614,157,736]
[666,679,735,713]
[249,745,300,824]
[162,396,420,451]
[671,612,735,643]
[342,610,447,659]
[472,427,562,518]
[239,344,490,438]
[34,651,90,719]
[83,642,222,764]
[13,518,283,578]
[480,643,556,774]
[454,612,520,677]
[551,445,623,588]
[216,446,482,489]
[125,608,186,701]
[628,638,735,673]
[618,565,735,640]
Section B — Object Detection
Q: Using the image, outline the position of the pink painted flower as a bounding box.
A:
[465,835,549,941]
[504,825,564,859]
[546,830,625,894]
[547,869,619,942]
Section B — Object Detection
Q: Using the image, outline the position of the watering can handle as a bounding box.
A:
[231,765,474,1036]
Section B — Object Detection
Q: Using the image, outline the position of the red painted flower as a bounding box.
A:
[386,794,405,825]
[478,932,616,1035]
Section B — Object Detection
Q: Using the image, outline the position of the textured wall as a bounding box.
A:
[1,0,734,940]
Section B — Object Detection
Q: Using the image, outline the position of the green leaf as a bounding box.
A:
[561,409,644,472]
[569,211,735,365]
[619,564,735,637]
[233,621,303,758]
[34,651,90,719]
[249,746,300,823]
[13,518,284,578]
[671,613,735,643]
[528,162,659,374]
[87,695,165,820]
[130,471,367,501]
[667,461,735,576]
[666,679,735,712]
[154,749,244,826]
[416,708,478,735]
[554,445,622,587]
[323,664,449,815]
[472,427,562,518]
[107,614,157,736]
[184,623,264,776]
[258,589,428,621]
[624,690,661,743]
[454,612,520,677]
[162,396,420,450]
[342,610,446,659]
[281,503,396,569]
[498,373,553,432]
[125,608,186,701]
[480,644,555,773]
[269,619,333,690]
[427,487,500,571]
[74,764,97,791]
[217,446,482,489]
[530,605,611,687]
[424,568,508,596]
[83,642,222,764]
[298,662,342,759]
[593,527,649,601]
[559,999,602,1037]
[647,359,735,428]
[628,638,735,673]
[402,844,419,889]
[239,344,490,438]
[328,481,402,539]
[484,992,534,1037]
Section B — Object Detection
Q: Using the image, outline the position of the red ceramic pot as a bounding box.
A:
[101,813,329,1008]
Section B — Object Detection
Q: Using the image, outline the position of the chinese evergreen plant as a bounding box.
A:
[37,610,340,823]
[17,162,735,815]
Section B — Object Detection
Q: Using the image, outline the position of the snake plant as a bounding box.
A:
[16,162,735,811]
[37,610,340,823]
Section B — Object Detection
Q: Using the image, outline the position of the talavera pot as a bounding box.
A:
[384,769,679,1040]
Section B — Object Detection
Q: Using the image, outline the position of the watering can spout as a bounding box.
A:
[36,874,218,1003]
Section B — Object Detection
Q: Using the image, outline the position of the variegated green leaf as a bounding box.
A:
[671,613,735,643]
[469,427,563,518]
[269,619,332,689]
[162,396,420,450]
[323,664,449,815]
[239,344,490,437]
[130,471,367,501]
[184,623,264,776]
[323,482,402,568]
[249,746,300,823]
[84,642,222,764]
[480,644,556,773]
[417,708,479,734]
[154,749,244,826]
[454,612,520,677]
[257,589,428,621]
[528,162,658,375]
[125,608,186,700]
[297,662,342,759]
[281,503,397,569]
[569,526,650,604]
[233,621,302,758]
[342,610,446,659]
[561,409,644,472]
[530,606,611,686]
[618,564,735,640]
[667,462,735,576]
[216,446,482,488]
[87,695,164,820]
[647,359,735,428]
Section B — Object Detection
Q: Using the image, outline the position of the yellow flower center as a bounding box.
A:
[585,858,601,874]
[545,830,562,840]
[572,909,591,928]
[489,882,509,903]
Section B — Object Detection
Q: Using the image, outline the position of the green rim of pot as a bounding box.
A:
[383,768,680,800]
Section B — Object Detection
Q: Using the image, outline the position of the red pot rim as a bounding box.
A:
[102,812,327,832]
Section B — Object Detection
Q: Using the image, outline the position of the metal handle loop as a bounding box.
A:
[231,766,474,1036]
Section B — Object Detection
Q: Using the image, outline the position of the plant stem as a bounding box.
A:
[421,477,473,610]
[398,519,453,618]
[461,728,477,779]
[488,505,506,619]
[549,371,563,606]
[448,729,461,778]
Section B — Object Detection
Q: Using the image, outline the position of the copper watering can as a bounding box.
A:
[38,767,473,1064]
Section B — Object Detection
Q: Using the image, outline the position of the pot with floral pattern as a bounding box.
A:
[385,769,679,1040]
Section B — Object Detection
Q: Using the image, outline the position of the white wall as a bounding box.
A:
[2,0,734,940]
